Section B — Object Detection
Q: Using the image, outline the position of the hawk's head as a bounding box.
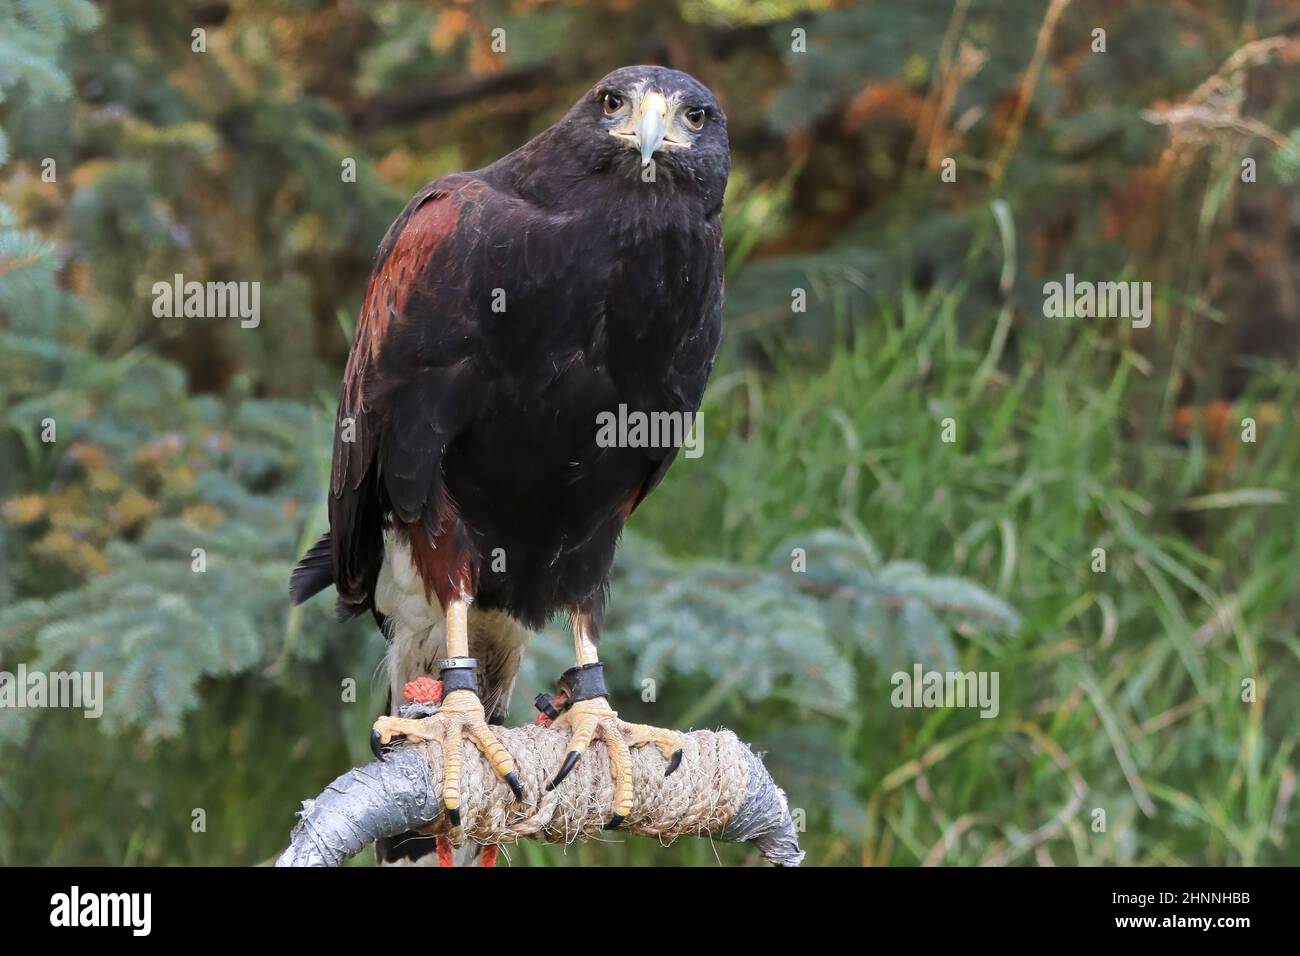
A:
[544,65,730,203]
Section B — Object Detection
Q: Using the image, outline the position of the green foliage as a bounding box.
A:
[0,1,99,102]
[0,0,99,167]
[0,392,340,742]
[642,282,1300,865]
[525,529,1017,723]
[1,0,1298,868]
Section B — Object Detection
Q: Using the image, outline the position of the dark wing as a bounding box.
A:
[626,234,724,516]
[326,182,447,619]
[298,174,578,620]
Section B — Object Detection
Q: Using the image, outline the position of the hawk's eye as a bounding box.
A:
[602,92,624,115]
[685,107,706,130]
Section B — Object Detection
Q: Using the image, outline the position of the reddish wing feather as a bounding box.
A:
[327,183,465,616]
[333,187,458,498]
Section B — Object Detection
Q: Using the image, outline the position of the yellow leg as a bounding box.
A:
[371,596,524,842]
[544,614,683,828]
[574,612,599,665]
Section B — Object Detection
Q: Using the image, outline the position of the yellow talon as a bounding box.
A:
[546,697,683,827]
[370,688,524,841]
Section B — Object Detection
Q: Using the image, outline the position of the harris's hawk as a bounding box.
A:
[290,65,729,856]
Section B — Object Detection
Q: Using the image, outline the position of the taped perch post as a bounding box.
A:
[277,723,804,866]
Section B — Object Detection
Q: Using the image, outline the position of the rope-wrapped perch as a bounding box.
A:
[277,723,803,866]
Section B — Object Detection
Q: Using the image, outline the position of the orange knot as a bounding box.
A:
[480,844,499,867]
[405,677,443,705]
[436,836,454,867]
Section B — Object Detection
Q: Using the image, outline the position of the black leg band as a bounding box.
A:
[440,664,479,696]
[534,693,561,720]
[557,662,608,702]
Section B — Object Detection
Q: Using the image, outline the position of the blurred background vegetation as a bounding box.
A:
[1,0,1298,866]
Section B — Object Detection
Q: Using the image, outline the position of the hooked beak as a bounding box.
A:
[635,91,669,167]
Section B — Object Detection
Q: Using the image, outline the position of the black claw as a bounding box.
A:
[370,729,385,762]
[546,750,582,791]
[446,805,461,829]
[504,770,525,802]
[603,813,626,831]
[665,748,683,777]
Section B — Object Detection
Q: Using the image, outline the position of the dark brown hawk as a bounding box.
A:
[290,65,728,861]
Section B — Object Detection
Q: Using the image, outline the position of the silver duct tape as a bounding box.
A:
[715,745,805,867]
[277,747,439,867]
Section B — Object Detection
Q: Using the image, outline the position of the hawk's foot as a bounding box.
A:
[543,686,683,829]
[371,686,524,839]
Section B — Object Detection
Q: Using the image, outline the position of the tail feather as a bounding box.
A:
[289,531,334,606]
